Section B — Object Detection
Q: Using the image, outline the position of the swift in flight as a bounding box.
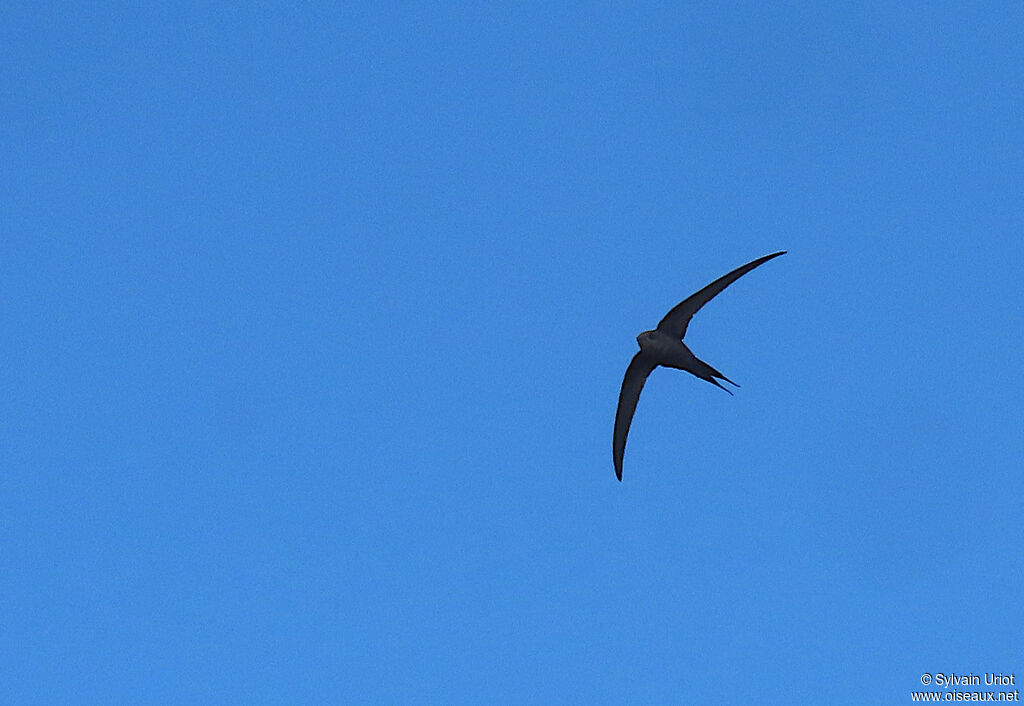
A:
[613,251,786,481]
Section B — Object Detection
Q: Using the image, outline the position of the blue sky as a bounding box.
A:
[3,2,1022,703]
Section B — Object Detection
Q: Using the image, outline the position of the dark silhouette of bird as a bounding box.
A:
[613,251,786,481]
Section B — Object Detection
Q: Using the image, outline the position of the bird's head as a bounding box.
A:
[637,330,658,349]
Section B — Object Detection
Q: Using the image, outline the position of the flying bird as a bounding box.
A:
[613,251,786,481]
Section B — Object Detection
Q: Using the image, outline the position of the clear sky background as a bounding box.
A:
[3,2,1022,703]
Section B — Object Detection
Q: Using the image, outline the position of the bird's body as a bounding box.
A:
[637,329,737,390]
[613,251,786,480]
[637,329,690,361]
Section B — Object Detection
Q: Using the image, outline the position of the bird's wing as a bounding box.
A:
[613,352,658,481]
[656,251,786,339]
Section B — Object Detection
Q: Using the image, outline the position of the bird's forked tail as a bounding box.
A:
[696,358,740,395]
